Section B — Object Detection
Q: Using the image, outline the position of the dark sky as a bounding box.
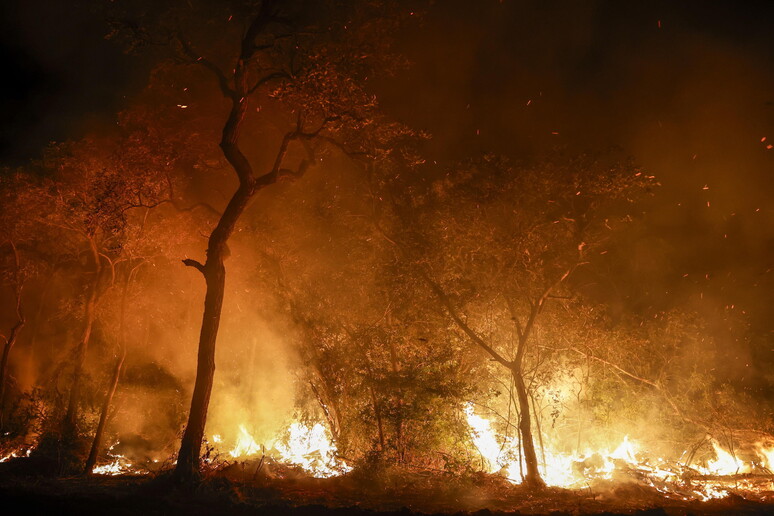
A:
[2,1,772,168]
[0,0,771,369]
[385,0,774,347]
[0,0,140,163]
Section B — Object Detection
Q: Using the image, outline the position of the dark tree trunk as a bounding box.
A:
[172,120,299,481]
[172,41,255,479]
[174,259,227,481]
[27,271,54,374]
[171,0,325,480]
[173,22,301,480]
[388,336,405,461]
[84,349,125,474]
[369,385,386,451]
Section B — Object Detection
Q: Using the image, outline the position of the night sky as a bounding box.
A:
[0,0,772,371]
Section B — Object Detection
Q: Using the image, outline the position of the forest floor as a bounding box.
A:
[0,459,773,516]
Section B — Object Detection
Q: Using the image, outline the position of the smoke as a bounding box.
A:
[377,0,773,386]
[0,0,771,478]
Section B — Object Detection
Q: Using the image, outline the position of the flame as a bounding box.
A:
[464,403,509,474]
[92,442,135,476]
[215,419,350,478]
[0,447,31,463]
[229,424,261,458]
[463,403,774,501]
[274,422,351,478]
[698,441,751,476]
[756,444,774,471]
[93,456,132,475]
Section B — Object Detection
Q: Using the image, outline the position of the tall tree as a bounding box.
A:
[106,0,419,480]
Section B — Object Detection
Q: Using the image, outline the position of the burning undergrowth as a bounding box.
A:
[0,2,772,515]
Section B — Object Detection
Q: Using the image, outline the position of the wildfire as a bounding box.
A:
[215,420,350,478]
[698,441,750,476]
[92,457,132,475]
[229,424,261,458]
[274,422,352,478]
[0,447,31,463]
[92,442,137,476]
[757,444,774,472]
[464,403,774,501]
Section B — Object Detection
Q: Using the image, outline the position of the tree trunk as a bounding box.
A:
[370,385,386,452]
[84,268,133,475]
[27,271,54,378]
[0,319,24,428]
[512,367,544,487]
[84,349,125,474]
[174,259,226,481]
[63,237,101,438]
[172,8,312,481]
[388,335,405,462]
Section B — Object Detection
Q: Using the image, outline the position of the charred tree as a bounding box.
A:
[173,6,314,482]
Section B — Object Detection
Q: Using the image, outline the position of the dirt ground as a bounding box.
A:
[0,459,773,516]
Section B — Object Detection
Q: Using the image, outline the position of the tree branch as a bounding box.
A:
[125,198,222,218]
[176,36,236,100]
[557,344,711,432]
[419,270,513,369]
[182,258,205,274]
[247,71,290,95]
[319,135,372,160]
[253,113,323,189]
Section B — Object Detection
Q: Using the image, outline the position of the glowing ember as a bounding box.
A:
[0,448,31,463]
[92,443,136,476]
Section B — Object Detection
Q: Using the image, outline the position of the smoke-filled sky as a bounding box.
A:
[0,0,771,380]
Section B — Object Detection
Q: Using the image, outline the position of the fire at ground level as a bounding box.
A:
[2,406,774,514]
[0,471,772,516]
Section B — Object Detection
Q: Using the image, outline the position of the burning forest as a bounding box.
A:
[0,1,772,515]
